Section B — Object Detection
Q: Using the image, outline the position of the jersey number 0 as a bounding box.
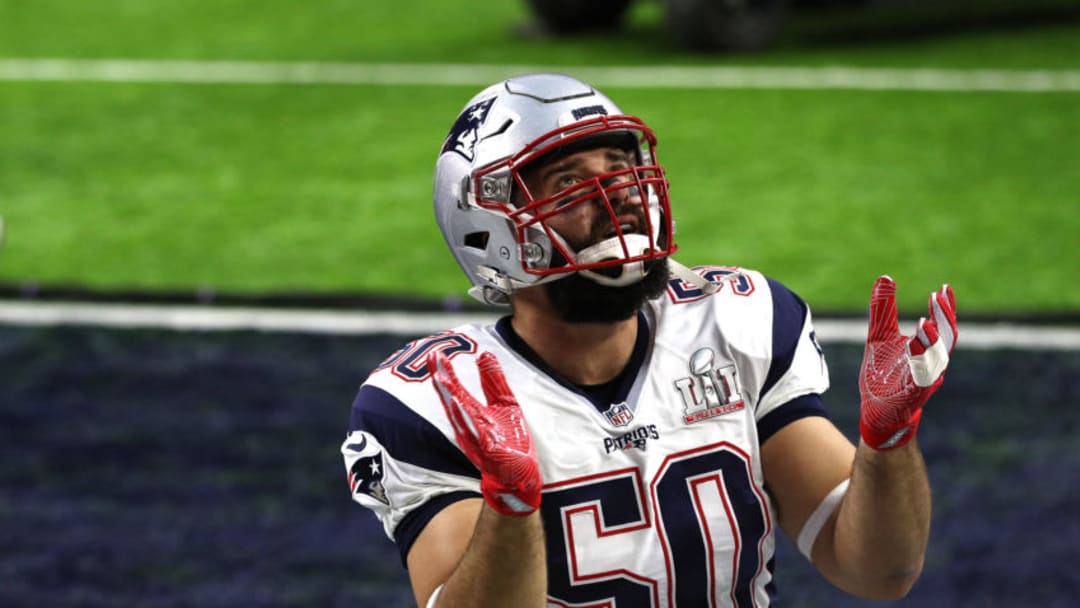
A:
[541,442,771,607]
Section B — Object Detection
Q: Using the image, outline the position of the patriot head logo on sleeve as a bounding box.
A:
[345,433,390,506]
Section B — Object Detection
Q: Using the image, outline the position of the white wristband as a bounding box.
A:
[425,584,444,608]
[796,478,850,560]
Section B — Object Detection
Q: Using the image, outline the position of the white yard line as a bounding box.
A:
[0,300,497,337]
[0,300,1077,350]
[2,60,1074,345]
[1,59,1079,92]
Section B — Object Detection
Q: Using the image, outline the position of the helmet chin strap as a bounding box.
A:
[471,244,740,306]
[667,258,720,294]
[576,234,653,287]
[668,259,754,295]
[575,235,739,293]
[578,243,743,296]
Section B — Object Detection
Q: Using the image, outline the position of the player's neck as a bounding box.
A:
[509,293,639,386]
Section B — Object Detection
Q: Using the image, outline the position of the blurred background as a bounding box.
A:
[1,0,1078,606]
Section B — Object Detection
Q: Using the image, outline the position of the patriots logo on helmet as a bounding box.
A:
[441,97,496,161]
[347,436,390,506]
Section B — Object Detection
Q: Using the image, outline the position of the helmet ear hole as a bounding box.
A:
[464,232,490,251]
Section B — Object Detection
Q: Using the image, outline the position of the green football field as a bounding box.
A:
[1,0,1078,313]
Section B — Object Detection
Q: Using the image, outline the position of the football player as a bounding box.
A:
[342,73,958,607]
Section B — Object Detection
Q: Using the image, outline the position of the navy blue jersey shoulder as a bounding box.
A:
[350,385,483,564]
[350,384,479,481]
[759,277,810,402]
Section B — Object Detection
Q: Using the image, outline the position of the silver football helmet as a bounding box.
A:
[433,73,677,306]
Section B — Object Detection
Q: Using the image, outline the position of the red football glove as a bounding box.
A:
[428,351,542,516]
[859,276,958,450]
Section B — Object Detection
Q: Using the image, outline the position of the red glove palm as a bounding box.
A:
[859,276,958,450]
[428,351,542,516]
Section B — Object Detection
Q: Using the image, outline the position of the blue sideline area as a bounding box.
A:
[1,326,1077,607]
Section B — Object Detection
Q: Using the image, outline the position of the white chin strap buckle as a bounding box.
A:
[576,234,652,287]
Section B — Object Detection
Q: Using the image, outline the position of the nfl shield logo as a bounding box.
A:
[603,402,634,427]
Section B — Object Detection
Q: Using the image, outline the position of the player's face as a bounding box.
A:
[521,146,647,254]
[520,145,669,324]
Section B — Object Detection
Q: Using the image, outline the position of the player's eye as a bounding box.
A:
[608,150,632,169]
[554,174,580,190]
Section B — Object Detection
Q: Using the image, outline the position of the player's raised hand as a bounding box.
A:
[428,351,542,516]
[859,276,958,450]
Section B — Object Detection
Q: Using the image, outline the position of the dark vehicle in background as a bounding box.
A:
[526,0,794,51]
[524,0,1080,52]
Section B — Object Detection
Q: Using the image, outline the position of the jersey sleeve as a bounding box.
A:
[754,278,831,439]
[341,382,481,564]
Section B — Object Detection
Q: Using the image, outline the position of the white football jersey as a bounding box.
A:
[342,266,831,607]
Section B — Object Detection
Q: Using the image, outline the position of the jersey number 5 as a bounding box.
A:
[540,443,771,607]
[375,332,477,382]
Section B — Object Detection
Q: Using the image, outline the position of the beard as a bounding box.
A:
[539,197,672,323]
[543,257,671,324]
